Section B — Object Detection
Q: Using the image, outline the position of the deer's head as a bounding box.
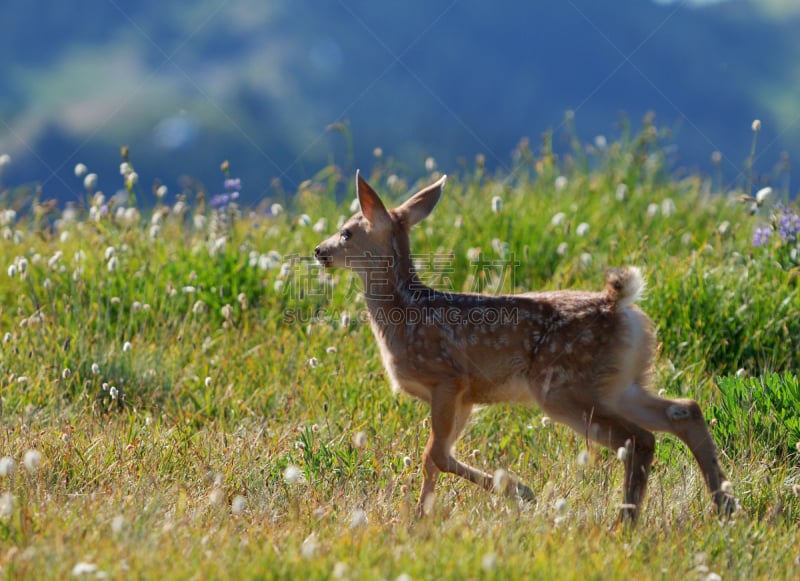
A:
[314,172,446,271]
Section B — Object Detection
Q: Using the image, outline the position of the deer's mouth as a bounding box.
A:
[314,246,333,267]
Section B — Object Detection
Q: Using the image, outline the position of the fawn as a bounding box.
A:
[315,172,734,521]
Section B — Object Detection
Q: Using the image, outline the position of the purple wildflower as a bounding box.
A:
[224,178,241,192]
[752,227,772,247]
[211,193,230,208]
[776,208,800,243]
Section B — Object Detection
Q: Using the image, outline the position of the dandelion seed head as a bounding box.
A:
[122,341,132,352]
[74,163,87,177]
[109,386,119,400]
[425,157,436,172]
[551,212,566,226]
[353,431,368,449]
[23,449,42,474]
[284,464,303,484]
[301,532,319,559]
[554,498,568,514]
[617,446,628,462]
[0,153,11,169]
[576,222,590,236]
[752,119,761,132]
[308,357,319,369]
[492,468,509,493]
[208,487,225,506]
[83,173,98,191]
[721,480,733,494]
[297,214,312,227]
[326,346,338,354]
[554,175,568,191]
[0,457,15,477]
[205,377,212,388]
[231,495,247,515]
[403,456,412,468]
[349,508,368,528]
[220,304,233,320]
[91,363,100,375]
[270,203,284,216]
[540,416,552,428]
[491,195,503,214]
[0,492,13,518]
[755,187,772,204]
[481,553,497,572]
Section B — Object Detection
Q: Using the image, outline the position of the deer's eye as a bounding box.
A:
[340,229,352,241]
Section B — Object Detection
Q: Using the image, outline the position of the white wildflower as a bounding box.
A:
[308,357,319,369]
[126,172,139,188]
[122,341,132,352]
[0,153,10,169]
[270,203,284,216]
[111,515,125,534]
[580,252,592,266]
[156,185,168,199]
[575,222,590,236]
[577,450,590,467]
[205,376,212,388]
[107,256,119,272]
[221,304,233,320]
[466,247,482,262]
[617,446,628,462]
[74,163,88,177]
[425,156,436,171]
[340,311,351,327]
[540,416,552,428]
[721,480,733,494]
[554,175,568,191]
[109,386,119,400]
[752,119,761,132]
[120,162,131,176]
[551,212,566,226]
[616,183,628,201]
[554,498,568,514]
[297,214,312,227]
[556,242,569,256]
[646,203,659,217]
[594,135,607,149]
[91,363,100,375]
[661,198,676,217]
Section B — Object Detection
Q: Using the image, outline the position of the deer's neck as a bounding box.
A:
[357,248,431,325]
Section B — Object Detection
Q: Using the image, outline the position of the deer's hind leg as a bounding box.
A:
[587,414,656,523]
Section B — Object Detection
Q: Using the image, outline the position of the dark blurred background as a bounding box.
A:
[0,0,798,205]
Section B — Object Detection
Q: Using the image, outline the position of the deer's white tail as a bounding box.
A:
[606,266,645,310]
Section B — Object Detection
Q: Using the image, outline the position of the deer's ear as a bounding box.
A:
[395,175,446,227]
[357,171,391,227]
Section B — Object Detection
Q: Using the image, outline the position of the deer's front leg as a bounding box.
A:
[416,386,533,515]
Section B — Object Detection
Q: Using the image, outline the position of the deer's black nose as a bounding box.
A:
[314,246,321,258]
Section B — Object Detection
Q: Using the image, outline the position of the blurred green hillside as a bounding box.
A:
[1,0,799,203]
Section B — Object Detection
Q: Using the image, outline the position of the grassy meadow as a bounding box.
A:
[1,125,799,579]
